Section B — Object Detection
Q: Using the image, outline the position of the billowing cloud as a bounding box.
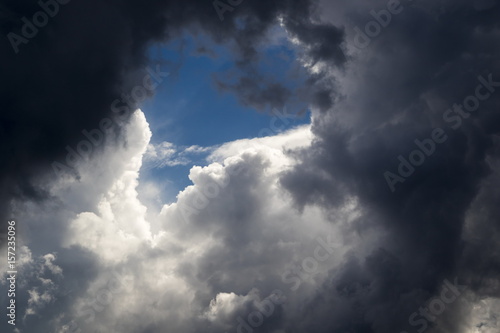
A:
[0,110,350,332]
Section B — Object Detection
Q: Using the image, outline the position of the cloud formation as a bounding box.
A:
[2,0,500,332]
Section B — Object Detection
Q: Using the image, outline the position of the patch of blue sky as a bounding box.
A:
[139,28,311,202]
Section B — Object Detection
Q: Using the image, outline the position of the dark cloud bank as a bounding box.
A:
[1,0,500,332]
[281,0,500,332]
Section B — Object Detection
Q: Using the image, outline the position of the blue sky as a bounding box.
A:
[140,32,311,202]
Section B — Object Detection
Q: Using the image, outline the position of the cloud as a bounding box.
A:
[1,109,349,332]
[277,0,500,331]
[2,1,500,332]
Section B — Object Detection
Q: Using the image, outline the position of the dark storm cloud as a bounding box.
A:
[0,0,168,243]
[283,15,346,65]
[280,0,500,331]
[0,0,344,243]
[208,0,346,112]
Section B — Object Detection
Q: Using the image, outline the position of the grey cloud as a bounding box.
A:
[280,0,500,331]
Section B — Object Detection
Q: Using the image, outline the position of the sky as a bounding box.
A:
[1,0,500,333]
[140,33,311,202]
